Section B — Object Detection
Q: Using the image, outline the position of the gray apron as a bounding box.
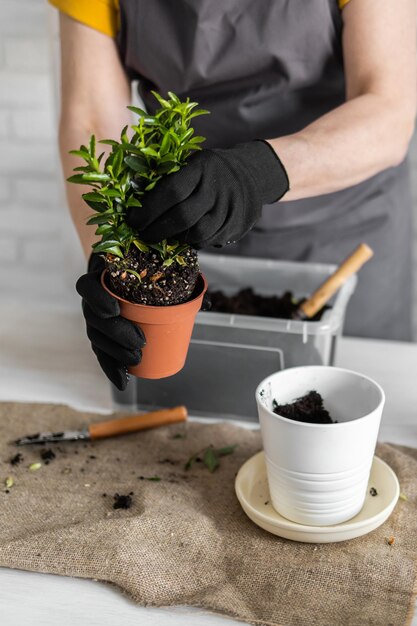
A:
[117,0,413,341]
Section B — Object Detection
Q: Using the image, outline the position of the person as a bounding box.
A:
[51,0,416,391]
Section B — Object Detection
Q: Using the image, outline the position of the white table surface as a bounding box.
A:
[0,302,416,626]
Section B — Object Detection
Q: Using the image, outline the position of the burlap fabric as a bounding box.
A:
[0,402,416,626]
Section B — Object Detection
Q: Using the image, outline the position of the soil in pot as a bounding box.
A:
[207,287,328,321]
[105,246,199,306]
[272,390,337,424]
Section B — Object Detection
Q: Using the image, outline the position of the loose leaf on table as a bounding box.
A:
[203,447,219,473]
[185,444,237,473]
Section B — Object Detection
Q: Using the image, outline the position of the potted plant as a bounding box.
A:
[68,92,209,379]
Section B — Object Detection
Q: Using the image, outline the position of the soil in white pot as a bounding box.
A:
[272,390,337,424]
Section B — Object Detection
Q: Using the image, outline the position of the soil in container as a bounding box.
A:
[207,288,328,321]
[272,390,337,424]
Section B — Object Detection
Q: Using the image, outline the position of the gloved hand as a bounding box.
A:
[126,140,289,248]
[75,254,145,391]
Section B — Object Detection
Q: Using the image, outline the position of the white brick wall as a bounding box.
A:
[0,0,416,335]
[0,177,11,201]
[0,109,11,138]
[0,0,80,308]
[4,38,50,72]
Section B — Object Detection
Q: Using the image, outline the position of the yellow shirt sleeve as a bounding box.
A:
[49,0,350,38]
[48,0,119,38]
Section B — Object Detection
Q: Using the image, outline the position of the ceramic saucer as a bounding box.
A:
[235,452,399,543]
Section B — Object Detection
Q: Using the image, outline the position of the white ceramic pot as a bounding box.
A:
[256,366,385,526]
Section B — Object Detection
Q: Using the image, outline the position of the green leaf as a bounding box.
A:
[126,196,142,208]
[184,452,199,471]
[124,155,149,173]
[82,172,111,182]
[184,443,236,473]
[188,109,210,119]
[171,432,186,439]
[86,214,112,225]
[203,447,219,473]
[147,242,164,254]
[168,91,181,104]
[120,125,129,143]
[84,199,109,212]
[181,142,204,151]
[89,134,96,157]
[92,241,124,257]
[95,224,113,236]
[69,149,90,160]
[167,130,180,147]
[82,193,110,212]
[185,101,199,112]
[133,239,150,253]
[99,188,122,198]
[189,136,206,144]
[180,128,194,144]
[116,221,133,237]
[141,147,159,158]
[157,161,177,174]
[113,148,124,177]
[125,269,142,281]
[106,246,125,258]
[127,105,149,117]
[162,258,174,267]
[159,153,177,162]
[166,242,180,252]
[160,132,172,155]
[215,445,238,456]
[151,91,170,108]
[92,239,120,249]
[82,192,106,203]
[128,108,158,125]
[142,116,159,126]
[175,255,186,266]
[67,174,97,186]
[99,139,120,147]
[119,143,146,156]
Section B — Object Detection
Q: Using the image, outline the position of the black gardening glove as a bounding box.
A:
[76,254,145,391]
[126,140,289,248]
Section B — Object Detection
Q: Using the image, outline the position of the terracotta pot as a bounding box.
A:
[101,271,208,379]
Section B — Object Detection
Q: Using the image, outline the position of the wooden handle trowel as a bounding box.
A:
[293,243,374,320]
[14,406,188,445]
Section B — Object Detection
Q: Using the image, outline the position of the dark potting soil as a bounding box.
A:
[105,246,199,306]
[207,288,327,321]
[10,452,24,466]
[40,449,56,463]
[112,493,134,510]
[273,390,336,424]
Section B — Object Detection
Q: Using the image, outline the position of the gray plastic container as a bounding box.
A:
[112,253,357,420]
